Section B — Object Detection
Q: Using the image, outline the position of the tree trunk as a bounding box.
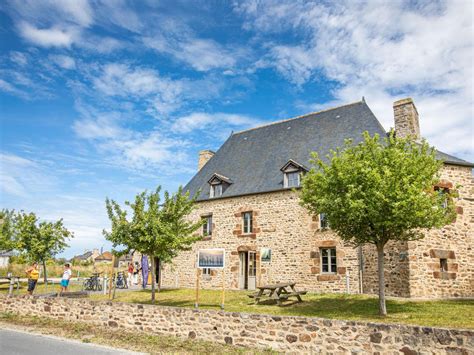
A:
[150,255,156,303]
[376,243,387,317]
[42,259,48,284]
[155,257,161,293]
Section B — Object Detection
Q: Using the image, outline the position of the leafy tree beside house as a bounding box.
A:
[300,132,456,316]
[0,209,18,253]
[104,186,203,302]
[15,212,73,283]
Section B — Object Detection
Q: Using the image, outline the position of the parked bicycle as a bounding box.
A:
[115,271,128,289]
[83,272,102,291]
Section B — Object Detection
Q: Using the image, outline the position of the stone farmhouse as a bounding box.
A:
[161,98,473,299]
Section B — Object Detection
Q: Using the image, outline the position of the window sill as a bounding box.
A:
[202,236,212,241]
[317,274,340,281]
[237,233,256,239]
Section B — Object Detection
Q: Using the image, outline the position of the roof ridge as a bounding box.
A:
[233,100,364,135]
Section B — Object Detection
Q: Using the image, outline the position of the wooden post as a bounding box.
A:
[8,277,14,296]
[195,267,200,308]
[108,256,115,299]
[221,267,225,310]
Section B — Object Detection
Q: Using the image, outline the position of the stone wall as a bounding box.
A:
[361,164,474,298]
[1,296,472,354]
[161,190,361,294]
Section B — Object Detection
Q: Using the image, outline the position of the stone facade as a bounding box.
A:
[361,164,474,298]
[1,295,472,353]
[161,163,473,299]
[161,189,361,294]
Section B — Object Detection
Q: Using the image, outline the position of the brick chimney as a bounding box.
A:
[198,150,215,170]
[393,98,420,140]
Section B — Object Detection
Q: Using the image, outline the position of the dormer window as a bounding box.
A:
[208,173,232,198]
[286,171,300,188]
[281,159,308,188]
[210,184,223,198]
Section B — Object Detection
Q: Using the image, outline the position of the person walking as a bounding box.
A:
[25,262,39,295]
[59,263,72,295]
[127,262,134,288]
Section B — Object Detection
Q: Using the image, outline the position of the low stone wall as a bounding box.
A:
[1,295,472,354]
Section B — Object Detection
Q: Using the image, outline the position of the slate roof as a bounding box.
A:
[184,101,473,201]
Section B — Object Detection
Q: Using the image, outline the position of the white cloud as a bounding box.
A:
[9,51,28,66]
[172,112,260,134]
[144,34,239,72]
[7,0,93,27]
[18,22,78,47]
[236,0,474,160]
[50,54,76,70]
[0,153,53,197]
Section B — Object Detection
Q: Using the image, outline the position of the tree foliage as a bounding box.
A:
[104,186,203,302]
[15,212,73,282]
[300,132,455,315]
[0,209,17,252]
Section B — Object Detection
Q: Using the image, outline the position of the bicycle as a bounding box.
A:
[83,272,102,291]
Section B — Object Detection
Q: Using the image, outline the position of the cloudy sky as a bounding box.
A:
[1,0,472,258]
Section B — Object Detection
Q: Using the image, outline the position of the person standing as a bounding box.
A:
[60,263,72,295]
[25,262,39,295]
[127,262,134,288]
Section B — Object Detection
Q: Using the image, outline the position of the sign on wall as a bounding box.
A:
[197,249,225,269]
[261,248,272,262]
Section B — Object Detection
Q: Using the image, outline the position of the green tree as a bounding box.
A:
[104,186,203,302]
[16,212,73,283]
[0,209,17,252]
[300,132,455,316]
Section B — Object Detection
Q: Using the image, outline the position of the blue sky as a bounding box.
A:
[1,1,472,258]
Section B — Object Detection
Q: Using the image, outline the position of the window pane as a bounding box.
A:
[286,172,300,187]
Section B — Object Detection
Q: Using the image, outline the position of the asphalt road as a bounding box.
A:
[0,328,144,355]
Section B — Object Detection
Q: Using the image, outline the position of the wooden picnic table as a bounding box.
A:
[248,282,307,306]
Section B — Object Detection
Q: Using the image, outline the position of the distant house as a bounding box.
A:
[0,251,14,268]
[95,251,113,264]
[71,249,100,264]
[118,252,134,267]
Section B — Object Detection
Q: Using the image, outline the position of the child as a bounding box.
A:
[127,262,134,288]
[60,263,72,295]
[25,262,39,295]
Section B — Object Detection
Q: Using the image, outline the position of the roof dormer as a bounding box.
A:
[281,160,308,188]
[208,173,232,198]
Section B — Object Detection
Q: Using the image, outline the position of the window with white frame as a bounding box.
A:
[202,268,211,276]
[285,171,300,188]
[321,248,337,273]
[319,213,329,229]
[434,186,449,209]
[242,212,253,234]
[210,183,223,198]
[202,215,212,236]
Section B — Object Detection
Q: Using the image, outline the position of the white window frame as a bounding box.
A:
[242,212,253,234]
[284,171,300,188]
[320,248,337,274]
[210,183,223,198]
[319,213,329,229]
[202,268,211,276]
[202,215,212,236]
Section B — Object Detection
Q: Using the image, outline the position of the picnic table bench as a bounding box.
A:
[248,282,307,306]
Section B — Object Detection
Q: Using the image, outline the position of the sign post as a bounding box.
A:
[196,248,226,309]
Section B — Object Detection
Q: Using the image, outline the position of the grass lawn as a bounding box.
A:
[89,288,474,329]
[0,312,275,354]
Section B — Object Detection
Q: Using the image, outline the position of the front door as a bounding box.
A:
[238,251,256,290]
[248,252,256,290]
